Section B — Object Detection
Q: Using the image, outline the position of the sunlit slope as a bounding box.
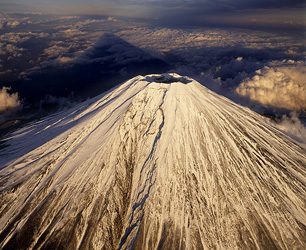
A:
[0,74,306,250]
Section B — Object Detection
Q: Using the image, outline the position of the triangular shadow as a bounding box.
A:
[13,33,170,106]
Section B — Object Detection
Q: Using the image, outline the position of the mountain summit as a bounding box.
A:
[1,73,306,250]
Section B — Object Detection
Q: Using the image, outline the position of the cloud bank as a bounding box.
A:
[236,60,306,112]
[0,87,21,121]
[2,0,305,31]
[0,13,305,142]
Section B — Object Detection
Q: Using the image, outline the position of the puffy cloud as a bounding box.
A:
[117,26,305,116]
[56,57,74,64]
[0,42,25,58]
[117,26,305,57]
[55,19,106,35]
[59,16,79,20]
[7,20,20,27]
[0,32,31,44]
[236,60,306,112]
[0,44,6,55]
[268,112,306,144]
[35,32,49,38]
[60,28,86,38]
[5,44,23,56]
[0,31,49,59]
[0,87,21,118]
[107,17,118,22]
[43,45,70,58]
[117,26,305,106]
[0,13,304,125]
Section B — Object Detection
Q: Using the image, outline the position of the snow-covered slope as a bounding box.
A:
[0,73,306,250]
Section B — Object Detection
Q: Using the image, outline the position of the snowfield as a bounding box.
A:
[0,73,306,249]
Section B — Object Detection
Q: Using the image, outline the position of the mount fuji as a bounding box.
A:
[0,73,306,250]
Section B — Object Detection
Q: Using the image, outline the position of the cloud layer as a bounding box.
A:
[0,86,21,121]
[268,112,306,144]
[0,13,305,141]
[1,0,305,31]
[236,60,306,112]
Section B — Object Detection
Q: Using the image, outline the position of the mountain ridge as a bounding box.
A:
[0,73,306,250]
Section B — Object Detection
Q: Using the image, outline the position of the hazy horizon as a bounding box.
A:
[1,0,305,30]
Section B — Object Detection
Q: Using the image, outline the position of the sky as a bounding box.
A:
[1,0,305,29]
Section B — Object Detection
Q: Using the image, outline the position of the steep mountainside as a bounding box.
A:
[0,73,306,250]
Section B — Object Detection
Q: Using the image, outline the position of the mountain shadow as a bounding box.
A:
[12,33,170,107]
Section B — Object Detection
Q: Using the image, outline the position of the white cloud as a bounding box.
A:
[116,27,305,56]
[0,15,304,120]
[107,17,118,22]
[0,32,31,44]
[60,28,86,38]
[0,87,21,115]
[4,44,23,57]
[56,56,74,64]
[236,60,306,112]
[7,20,20,28]
[59,16,79,20]
[43,45,70,58]
[268,112,306,144]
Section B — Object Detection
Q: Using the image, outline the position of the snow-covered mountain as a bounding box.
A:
[0,73,306,250]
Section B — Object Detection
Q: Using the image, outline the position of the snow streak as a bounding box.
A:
[0,73,306,250]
